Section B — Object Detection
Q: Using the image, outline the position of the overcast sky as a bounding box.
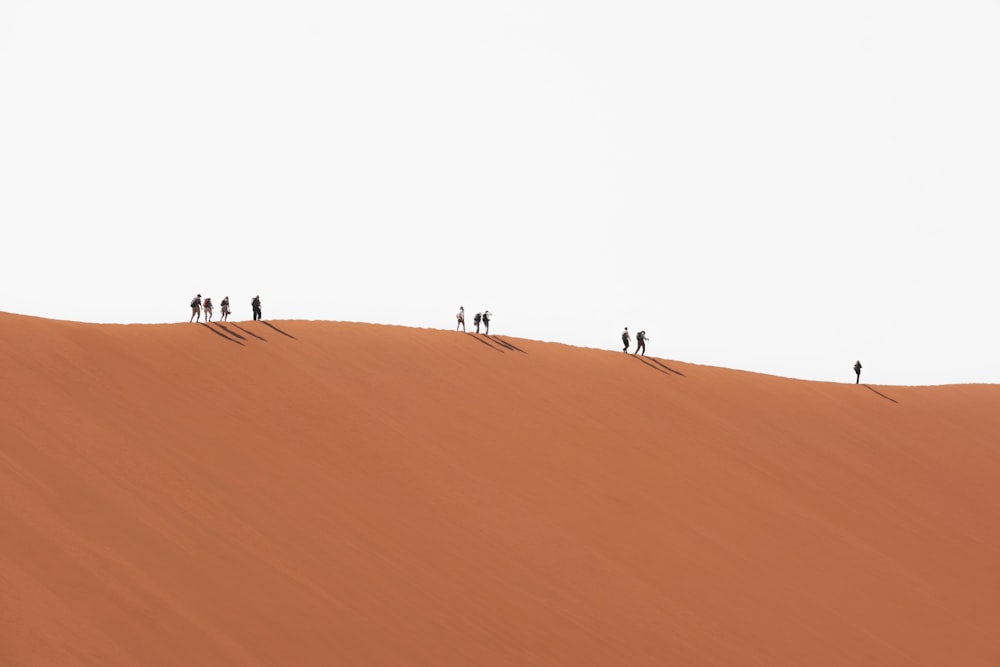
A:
[2,1,998,385]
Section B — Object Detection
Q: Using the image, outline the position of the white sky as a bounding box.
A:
[2,1,998,385]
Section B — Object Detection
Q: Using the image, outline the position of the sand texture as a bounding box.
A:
[2,312,999,665]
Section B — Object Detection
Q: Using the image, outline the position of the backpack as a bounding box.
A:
[190,298,199,308]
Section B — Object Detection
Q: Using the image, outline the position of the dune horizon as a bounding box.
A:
[3,311,1000,665]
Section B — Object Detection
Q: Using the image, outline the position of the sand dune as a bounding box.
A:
[2,312,999,665]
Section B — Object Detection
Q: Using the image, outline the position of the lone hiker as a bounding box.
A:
[635,330,648,356]
[854,360,862,384]
[251,295,262,321]
[482,310,492,334]
[190,294,202,322]
[220,296,231,321]
[203,296,213,322]
[456,306,465,332]
[473,311,482,334]
[622,327,630,353]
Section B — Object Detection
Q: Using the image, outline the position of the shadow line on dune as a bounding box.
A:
[488,336,526,353]
[466,333,504,352]
[261,321,297,340]
[200,323,244,346]
[864,384,899,404]
[648,357,685,376]
[231,324,266,341]
[215,323,246,341]
[631,354,671,375]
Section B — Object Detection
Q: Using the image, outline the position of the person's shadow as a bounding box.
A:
[261,322,297,340]
[214,323,246,341]
[232,323,266,341]
[863,384,898,404]
[200,322,243,346]
[487,336,526,353]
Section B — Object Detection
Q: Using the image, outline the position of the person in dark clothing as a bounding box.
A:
[473,312,482,334]
[190,294,202,322]
[251,295,262,321]
[634,330,648,356]
[482,310,492,334]
[854,360,862,384]
[622,327,630,353]
[220,296,231,321]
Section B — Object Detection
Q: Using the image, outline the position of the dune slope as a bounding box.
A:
[2,312,999,666]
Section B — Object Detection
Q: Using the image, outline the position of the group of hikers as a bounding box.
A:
[621,327,649,356]
[185,298,865,383]
[190,294,262,323]
[455,306,493,334]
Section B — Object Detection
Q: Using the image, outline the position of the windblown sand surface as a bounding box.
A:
[2,312,999,665]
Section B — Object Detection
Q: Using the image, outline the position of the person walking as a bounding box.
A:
[482,310,492,334]
[203,296,214,322]
[190,294,202,322]
[220,296,231,321]
[634,330,648,356]
[456,306,465,332]
[622,327,630,353]
[854,360,862,384]
[251,295,262,321]
[473,312,482,334]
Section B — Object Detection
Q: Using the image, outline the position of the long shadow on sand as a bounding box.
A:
[648,357,685,376]
[864,384,899,404]
[466,333,504,352]
[215,323,246,341]
[488,336,527,353]
[201,323,244,346]
[630,354,671,375]
[232,324,267,342]
[262,321,297,340]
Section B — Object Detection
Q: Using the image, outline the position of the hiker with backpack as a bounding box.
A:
[473,312,482,333]
[220,296,231,321]
[190,294,202,322]
[482,310,492,334]
[622,327,630,353]
[854,360,862,384]
[203,296,214,322]
[456,306,465,332]
[634,330,648,356]
[251,295,262,321]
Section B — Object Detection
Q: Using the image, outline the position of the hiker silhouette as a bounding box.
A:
[634,330,648,356]
[190,294,202,322]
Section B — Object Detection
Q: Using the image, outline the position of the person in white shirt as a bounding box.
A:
[190,294,202,323]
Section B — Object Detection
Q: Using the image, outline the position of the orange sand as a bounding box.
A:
[2,312,999,665]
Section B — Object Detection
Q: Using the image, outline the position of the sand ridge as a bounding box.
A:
[2,312,999,665]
